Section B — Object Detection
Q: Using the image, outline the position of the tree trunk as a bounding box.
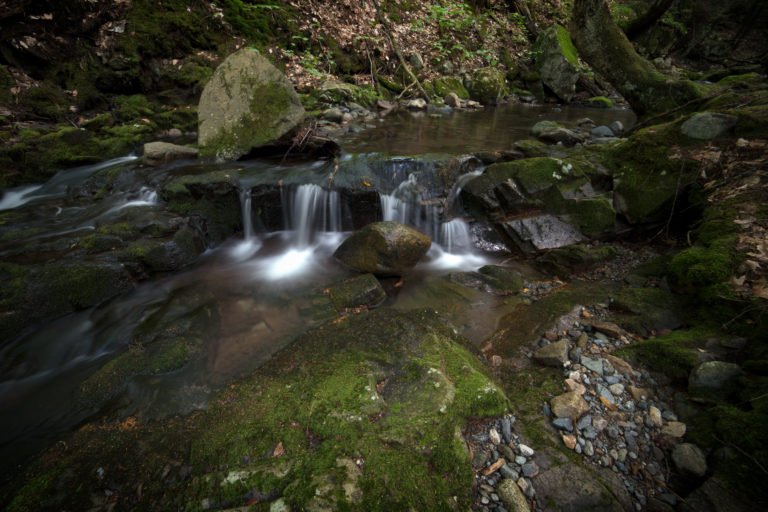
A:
[508,0,539,40]
[623,0,675,40]
[570,0,703,117]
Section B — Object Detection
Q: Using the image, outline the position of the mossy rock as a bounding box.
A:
[8,309,508,511]
[563,196,616,237]
[477,265,524,294]
[161,171,242,245]
[514,139,553,158]
[586,96,614,108]
[461,157,590,220]
[334,221,431,277]
[536,244,617,277]
[599,122,699,225]
[532,25,581,102]
[198,49,306,161]
[77,336,202,407]
[615,328,710,382]
[428,77,470,100]
[327,273,387,312]
[465,67,508,105]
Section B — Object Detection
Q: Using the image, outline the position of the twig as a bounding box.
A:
[397,80,417,100]
[713,435,768,476]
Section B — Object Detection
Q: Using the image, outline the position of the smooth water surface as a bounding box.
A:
[339,103,635,154]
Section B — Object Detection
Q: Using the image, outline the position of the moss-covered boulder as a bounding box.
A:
[334,221,431,276]
[7,309,508,511]
[427,76,470,100]
[465,67,508,105]
[461,157,589,219]
[198,49,305,161]
[533,25,581,102]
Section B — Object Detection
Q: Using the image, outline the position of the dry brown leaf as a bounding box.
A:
[272,441,285,458]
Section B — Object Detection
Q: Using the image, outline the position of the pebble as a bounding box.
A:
[489,428,502,445]
[518,444,534,457]
[501,417,512,443]
[649,406,662,427]
[553,417,574,431]
[514,455,527,465]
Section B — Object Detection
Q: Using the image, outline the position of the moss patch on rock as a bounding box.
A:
[8,309,509,511]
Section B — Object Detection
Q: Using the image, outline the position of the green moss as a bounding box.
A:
[586,96,614,108]
[429,77,469,99]
[20,85,70,121]
[564,196,616,236]
[536,244,617,277]
[199,82,294,160]
[555,25,579,68]
[514,139,552,158]
[615,328,710,381]
[669,234,738,303]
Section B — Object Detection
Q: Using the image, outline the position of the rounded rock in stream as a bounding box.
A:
[333,221,431,276]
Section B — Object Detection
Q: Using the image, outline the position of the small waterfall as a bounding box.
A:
[287,184,342,248]
[240,187,255,241]
[118,186,158,210]
[439,219,473,253]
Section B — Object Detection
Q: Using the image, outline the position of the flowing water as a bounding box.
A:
[0,103,634,481]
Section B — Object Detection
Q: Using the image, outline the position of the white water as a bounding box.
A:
[0,155,139,211]
[0,185,43,211]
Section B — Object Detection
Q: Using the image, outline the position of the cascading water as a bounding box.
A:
[288,184,342,248]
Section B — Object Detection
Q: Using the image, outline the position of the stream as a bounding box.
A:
[0,103,635,482]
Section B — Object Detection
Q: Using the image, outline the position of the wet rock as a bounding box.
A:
[688,361,743,393]
[535,463,632,512]
[445,92,461,108]
[143,142,198,166]
[198,49,305,161]
[580,356,604,376]
[680,112,739,140]
[333,221,431,276]
[609,121,624,136]
[536,127,586,146]
[536,245,618,277]
[550,391,589,422]
[406,98,427,110]
[327,273,386,312]
[497,215,585,254]
[322,107,344,122]
[672,443,707,477]
[533,25,580,102]
[497,478,530,512]
[591,125,615,138]
[533,339,569,367]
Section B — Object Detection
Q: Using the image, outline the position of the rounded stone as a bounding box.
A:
[334,221,431,276]
[672,443,707,477]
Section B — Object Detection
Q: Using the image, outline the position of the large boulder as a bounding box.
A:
[334,221,431,276]
[198,49,305,161]
[533,25,581,102]
[465,67,508,105]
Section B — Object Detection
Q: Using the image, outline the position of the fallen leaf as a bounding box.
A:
[272,441,285,458]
